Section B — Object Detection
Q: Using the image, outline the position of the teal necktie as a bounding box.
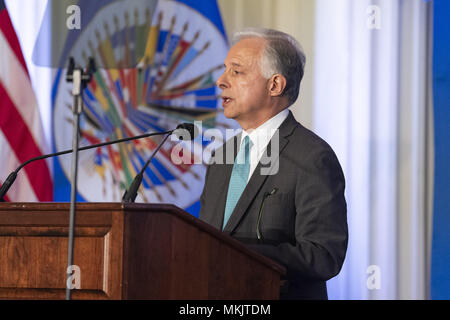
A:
[223,136,252,230]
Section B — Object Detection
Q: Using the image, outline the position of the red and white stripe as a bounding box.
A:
[0,5,52,201]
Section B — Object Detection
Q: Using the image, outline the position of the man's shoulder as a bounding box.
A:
[284,117,343,172]
[286,117,335,154]
[281,118,345,184]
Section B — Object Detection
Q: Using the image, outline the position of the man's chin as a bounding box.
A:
[223,109,237,120]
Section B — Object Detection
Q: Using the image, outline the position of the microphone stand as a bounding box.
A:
[121,123,196,203]
[122,133,172,203]
[65,57,95,300]
[0,130,173,202]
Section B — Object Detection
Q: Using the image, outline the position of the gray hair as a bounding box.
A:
[232,28,306,106]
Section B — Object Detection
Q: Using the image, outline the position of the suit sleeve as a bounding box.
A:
[247,149,348,282]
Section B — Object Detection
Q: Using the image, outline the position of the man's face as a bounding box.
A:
[216,38,271,128]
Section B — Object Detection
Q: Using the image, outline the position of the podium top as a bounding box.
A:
[0,202,285,277]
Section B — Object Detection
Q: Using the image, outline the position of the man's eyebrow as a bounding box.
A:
[223,62,242,68]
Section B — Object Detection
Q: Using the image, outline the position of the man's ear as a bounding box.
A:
[268,74,287,97]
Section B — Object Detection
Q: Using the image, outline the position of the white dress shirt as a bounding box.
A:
[240,109,289,182]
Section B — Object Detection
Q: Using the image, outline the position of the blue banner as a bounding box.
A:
[431,0,450,300]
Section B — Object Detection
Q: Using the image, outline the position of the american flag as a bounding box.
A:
[0,0,52,201]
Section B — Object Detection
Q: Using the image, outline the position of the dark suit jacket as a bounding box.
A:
[199,111,348,299]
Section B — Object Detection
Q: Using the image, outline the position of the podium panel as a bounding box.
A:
[0,203,285,299]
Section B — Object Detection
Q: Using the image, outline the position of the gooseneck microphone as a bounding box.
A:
[0,123,196,202]
[122,122,197,203]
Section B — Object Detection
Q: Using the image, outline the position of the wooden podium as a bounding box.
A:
[0,202,285,299]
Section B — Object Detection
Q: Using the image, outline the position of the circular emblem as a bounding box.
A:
[52,0,230,208]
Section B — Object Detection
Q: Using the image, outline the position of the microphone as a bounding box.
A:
[0,123,196,202]
[256,187,278,240]
[122,123,198,203]
[173,122,198,141]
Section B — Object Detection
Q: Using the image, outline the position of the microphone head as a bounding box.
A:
[173,123,199,141]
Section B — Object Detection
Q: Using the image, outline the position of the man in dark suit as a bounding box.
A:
[199,28,348,300]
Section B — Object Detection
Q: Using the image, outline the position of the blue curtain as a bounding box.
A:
[431,0,450,300]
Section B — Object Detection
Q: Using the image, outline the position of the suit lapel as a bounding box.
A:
[223,111,298,233]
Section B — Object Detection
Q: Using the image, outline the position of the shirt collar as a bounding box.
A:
[240,108,289,153]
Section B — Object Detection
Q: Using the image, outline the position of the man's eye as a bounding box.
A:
[233,70,241,75]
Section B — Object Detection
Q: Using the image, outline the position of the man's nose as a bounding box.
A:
[216,71,229,89]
